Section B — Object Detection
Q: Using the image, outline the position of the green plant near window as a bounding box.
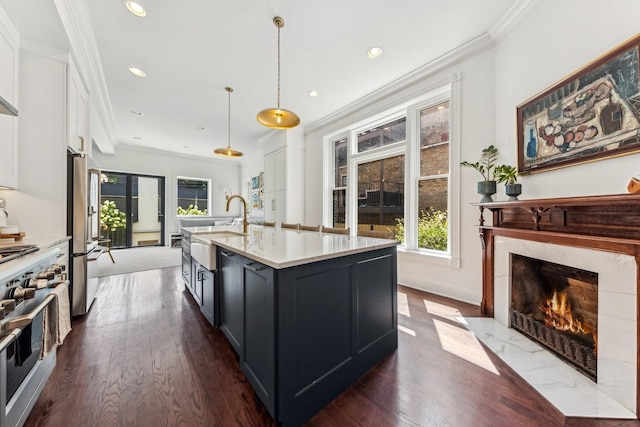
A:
[177,204,208,216]
[395,208,448,251]
[459,144,500,181]
[100,200,127,232]
[494,164,518,184]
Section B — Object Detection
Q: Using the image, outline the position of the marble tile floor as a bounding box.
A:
[463,317,636,419]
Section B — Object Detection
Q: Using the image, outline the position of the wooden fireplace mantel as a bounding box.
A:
[475,193,640,419]
[475,193,640,317]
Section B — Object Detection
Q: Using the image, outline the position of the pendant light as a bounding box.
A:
[256,16,300,129]
[214,87,244,157]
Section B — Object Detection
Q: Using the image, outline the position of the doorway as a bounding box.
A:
[100,171,165,248]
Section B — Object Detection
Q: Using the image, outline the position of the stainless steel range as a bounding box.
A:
[0,248,67,427]
[0,245,39,265]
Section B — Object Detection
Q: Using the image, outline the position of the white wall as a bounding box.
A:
[305,45,497,304]
[495,0,640,198]
[0,50,67,239]
[92,144,241,242]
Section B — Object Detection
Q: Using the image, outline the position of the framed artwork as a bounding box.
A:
[251,175,259,190]
[517,34,640,174]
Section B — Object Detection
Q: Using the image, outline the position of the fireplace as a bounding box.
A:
[510,254,598,380]
[475,194,640,418]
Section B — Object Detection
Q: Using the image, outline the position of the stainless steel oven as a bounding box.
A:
[0,248,67,427]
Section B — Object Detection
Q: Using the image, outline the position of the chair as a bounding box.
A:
[357,229,396,240]
[96,238,115,263]
[263,221,276,227]
[298,224,321,232]
[281,222,299,230]
[321,226,350,235]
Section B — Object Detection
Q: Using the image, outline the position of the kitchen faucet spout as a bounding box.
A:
[226,195,249,234]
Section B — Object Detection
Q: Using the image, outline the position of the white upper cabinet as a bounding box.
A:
[0,6,19,188]
[262,129,305,224]
[67,59,90,156]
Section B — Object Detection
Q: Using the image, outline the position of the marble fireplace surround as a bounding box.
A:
[473,194,640,419]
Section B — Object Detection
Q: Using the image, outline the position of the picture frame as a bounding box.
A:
[517,34,640,174]
[251,175,259,190]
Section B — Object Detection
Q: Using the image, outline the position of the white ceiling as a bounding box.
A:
[1,0,520,160]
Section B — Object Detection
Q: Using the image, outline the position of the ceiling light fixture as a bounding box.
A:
[256,16,300,130]
[308,90,319,98]
[125,1,147,17]
[366,46,383,59]
[128,67,147,77]
[214,87,244,157]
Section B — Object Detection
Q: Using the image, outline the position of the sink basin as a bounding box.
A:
[191,231,245,270]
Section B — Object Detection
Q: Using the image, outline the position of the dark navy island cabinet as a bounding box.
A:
[217,245,398,426]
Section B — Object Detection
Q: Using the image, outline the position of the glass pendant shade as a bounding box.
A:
[215,87,244,157]
[257,16,300,129]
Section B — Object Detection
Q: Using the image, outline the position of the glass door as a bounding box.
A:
[100,172,165,248]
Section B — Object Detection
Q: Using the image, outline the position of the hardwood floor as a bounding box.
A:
[25,267,640,426]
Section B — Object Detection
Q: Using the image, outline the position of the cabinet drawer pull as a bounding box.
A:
[221,251,234,258]
[244,263,262,272]
[197,271,203,281]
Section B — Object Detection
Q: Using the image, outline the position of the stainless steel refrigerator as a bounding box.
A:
[67,149,101,316]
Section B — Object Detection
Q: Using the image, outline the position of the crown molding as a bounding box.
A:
[53,0,116,154]
[305,33,495,134]
[488,0,538,42]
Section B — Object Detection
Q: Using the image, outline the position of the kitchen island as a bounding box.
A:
[181,225,399,426]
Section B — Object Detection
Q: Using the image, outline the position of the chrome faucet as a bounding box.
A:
[226,194,249,234]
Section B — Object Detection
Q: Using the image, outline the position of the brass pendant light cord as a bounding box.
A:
[227,87,231,148]
[276,22,280,110]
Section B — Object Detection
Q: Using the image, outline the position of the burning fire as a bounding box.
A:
[540,291,597,350]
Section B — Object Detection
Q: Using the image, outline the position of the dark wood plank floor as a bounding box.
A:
[24,267,640,426]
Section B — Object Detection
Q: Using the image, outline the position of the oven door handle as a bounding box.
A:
[0,328,20,353]
[2,292,57,331]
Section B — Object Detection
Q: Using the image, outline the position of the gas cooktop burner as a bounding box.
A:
[0,245,39,265]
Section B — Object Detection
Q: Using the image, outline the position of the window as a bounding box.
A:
[177,177,210,216]
[417,101,450,251]
[357,117,406,153]
[324,79,458,264]
[332,138,347,227]
[357,154,404,233]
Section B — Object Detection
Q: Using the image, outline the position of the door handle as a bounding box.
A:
[244,263,263,272]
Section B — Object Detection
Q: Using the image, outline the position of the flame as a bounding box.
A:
[540,291,597,351]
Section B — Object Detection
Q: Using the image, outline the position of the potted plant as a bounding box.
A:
[495,164,522,201]
[460,144,499,202]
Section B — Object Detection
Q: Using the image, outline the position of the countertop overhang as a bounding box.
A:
[183,225,399,269]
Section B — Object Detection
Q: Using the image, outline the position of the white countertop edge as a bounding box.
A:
[211,239,398,269]
[186,225,399,269]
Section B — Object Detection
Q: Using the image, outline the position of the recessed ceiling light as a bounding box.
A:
[125,1,147,17]
[183,145,190,148]
[308,90,319,98]
[130,109,143,116]
[133,136,142,140]
[128,67,147,77]
[366,46,383,59]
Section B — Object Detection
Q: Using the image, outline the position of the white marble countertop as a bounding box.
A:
[0,236,70,282]
[183,225,398,269]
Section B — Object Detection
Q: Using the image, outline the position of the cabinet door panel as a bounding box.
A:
[243,263,275,415]
[219,251,244,353]
[200,267,215,326]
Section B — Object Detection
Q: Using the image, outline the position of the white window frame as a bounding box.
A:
[323,73,461,267]
[176,176,212,217]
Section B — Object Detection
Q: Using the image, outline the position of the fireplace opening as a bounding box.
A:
[510,254,598,381]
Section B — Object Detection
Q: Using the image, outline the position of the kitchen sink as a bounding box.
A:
[191,231,245,270]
